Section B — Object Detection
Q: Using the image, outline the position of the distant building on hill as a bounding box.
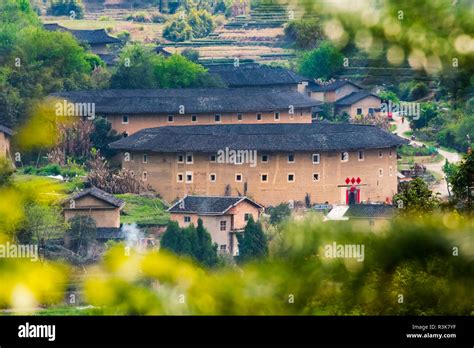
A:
[43,23,120,56]
[208,64,309,92]
[109,123,407,206]
[168,195,264,255]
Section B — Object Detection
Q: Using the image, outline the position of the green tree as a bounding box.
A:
[47,0,84,19]
[66,215,97,257]
[163,18,193,42]
[90,117,121,158]
[449,152,474,210]
[268,203,291,225]
[285,18,323,50]
[236,216,268,263]
[23,204,66,246]
[160,221,192,255]
[298,41,343,80]
[393,178,440,215]
[195,218,218,267]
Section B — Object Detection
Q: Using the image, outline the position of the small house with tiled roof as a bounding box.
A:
[306,79,362,103]
[335,90,382,119]
[168,195,264,255]
[62,187,125,228]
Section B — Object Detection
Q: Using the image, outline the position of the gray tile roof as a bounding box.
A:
[68,187,125,208]
[51,88,320,115]
[335,90,381,106]
[344,204,396,218]
[308,80,361,92]
[109,123,408,153]
[208,64,307,87]
[44,23,120,44]
[168,195,263,215]
[0,125,14,136]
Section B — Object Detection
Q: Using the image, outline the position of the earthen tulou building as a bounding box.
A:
[109,123,407,206]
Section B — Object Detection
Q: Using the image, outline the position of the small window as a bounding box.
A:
[356,108,363,115]
[244,213,252,221]
[379,169,383,177]
[184,216,191,223]
[177,154,184,163]
[288,173,295,182]
[288,154,295,163]
[220,221,227,231]
[256,113,262,121]
[313,173,320,182]
[312,154,320,164]
[123,132,129,138]
[168,115,174,123]
[130,170,134,176]
[143,154,148,163]
[209,173,216,182]
[234,153,243,165]
[186,154,193,164]
[237,114,243,121]
[209,154,216,162]
[261,173,268,182]
[191,115,197,122]
[220,244,227,251]
[142,172,147,181]
[122,115,129,124]
[215,114,221,123]
[261,154,269,163]
[389,149,393,157]
[235,173,243,182]
[368,108,375,116]
[177,173,184,182]
[274,112,280,121]
[389,166,393,176]
[379,150,383,158]
[186,171,193,183]
[341,152,349,162]
[358,151,364,161]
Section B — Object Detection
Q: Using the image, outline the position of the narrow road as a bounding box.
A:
[392,114,462,198]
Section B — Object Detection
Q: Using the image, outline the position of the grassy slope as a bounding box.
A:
[116,194,169,226]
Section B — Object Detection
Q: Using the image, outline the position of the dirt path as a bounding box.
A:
[392,114,462,198]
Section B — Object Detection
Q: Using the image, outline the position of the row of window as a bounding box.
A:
[121,112,308,125]
[137,150,392,165]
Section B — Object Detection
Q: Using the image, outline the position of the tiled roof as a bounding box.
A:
[335,90,381,106]
[52,88,320,114]
[168,195,263,215]
[68,187,125,208]
[308,80,361,92]
[344,204,396,218]
[208,64,307,87]
[109,123,408,153]
[44,23,120,44]
[0,125,14,136]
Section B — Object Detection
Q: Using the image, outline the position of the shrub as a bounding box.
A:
[47,0,84,19]
[285,18,323,49]
[163,9,215,42]
[181,48,200,62]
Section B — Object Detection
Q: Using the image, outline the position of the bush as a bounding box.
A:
[298,41,343,80]
[398,144,438,157]
[181,48,200,62]
[285,18,323,49]
[409,82,429,101]
[47,0,84,19]
[126,12,150,23]
[163,9,215,42]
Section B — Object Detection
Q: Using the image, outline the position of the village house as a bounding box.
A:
[0,125,14,160]
[168,195,264,255]
[53,88,321,136]
[306,80,382,119]
[208,64,309,92]
[109,123,407,206]
[62,187,125,228]
[334,90,383,119]
[324,203,396,230]
[306,79,362,103]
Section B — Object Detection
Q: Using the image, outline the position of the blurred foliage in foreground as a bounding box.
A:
[83,214,473,315]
